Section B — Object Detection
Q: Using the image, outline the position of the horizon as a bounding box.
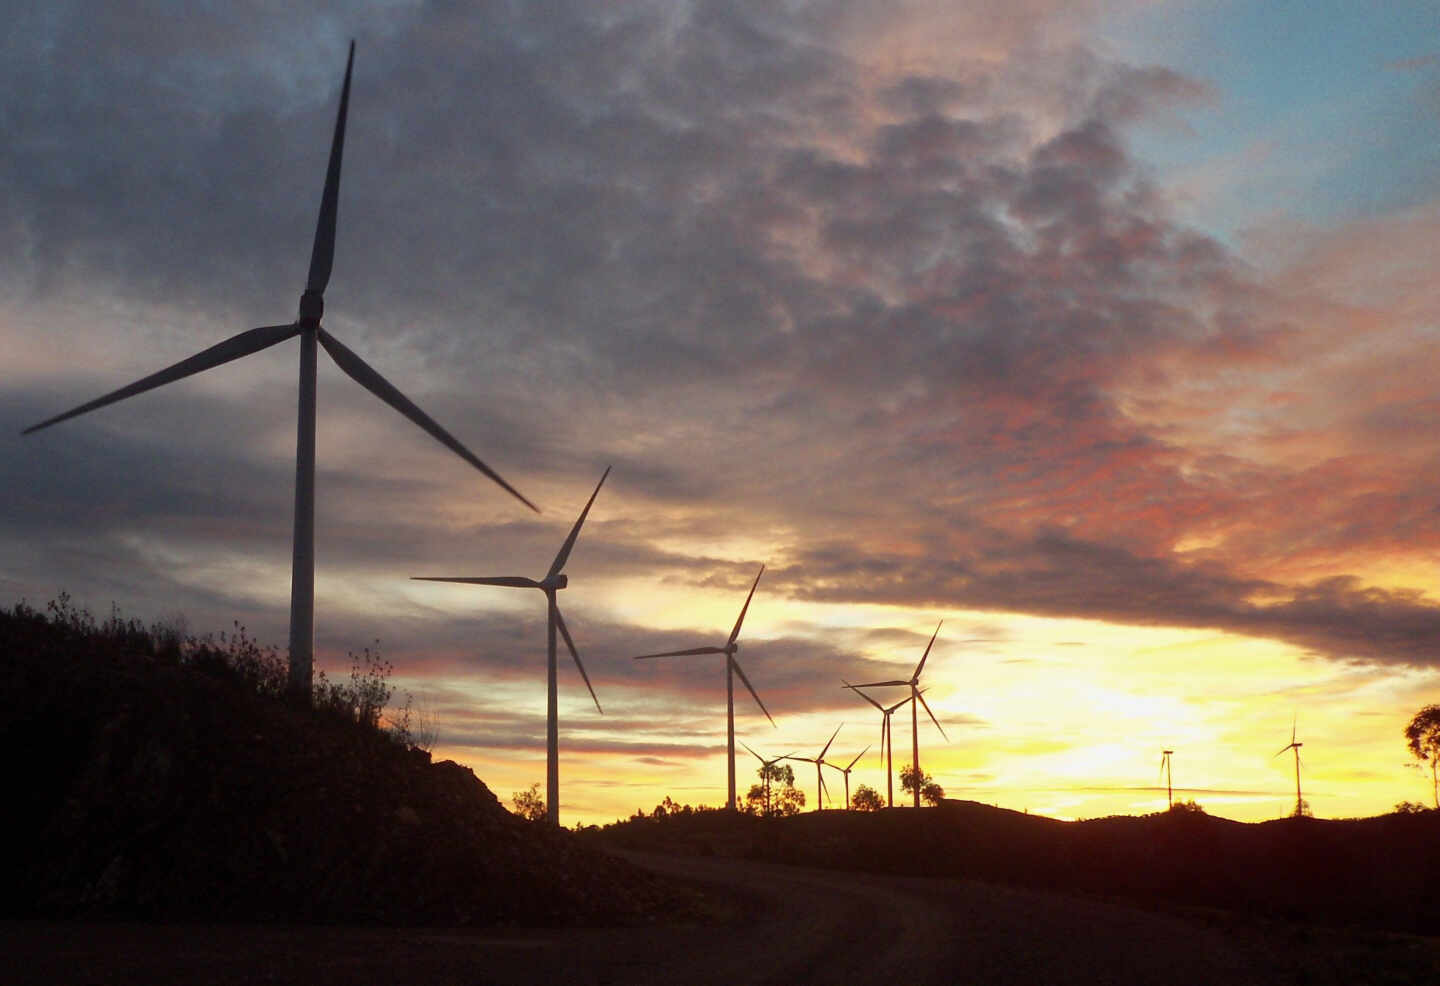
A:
[4,2,1440,828]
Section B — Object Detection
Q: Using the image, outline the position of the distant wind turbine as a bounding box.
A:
[1160,749,1174,810]
[847,620,949,807]
[1274,716,1306,817]
[741,741,795,817]
[827,745,872,811]
[843,681,913,808]
[632,565,774,811]
[21,42,536,695]
[788,723,843,811]
[412,467,608,827]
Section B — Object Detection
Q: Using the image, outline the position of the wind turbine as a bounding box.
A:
[741,741,795,817]
[827,745,872,811]
[843,681,912,808]
[412,467,608,827]
[788,723,843,811]
[20,42,536,696]
[1274,716,1305,817]
[632,565,774,811]
[847,620,949,807]
[1160,749,1174,810]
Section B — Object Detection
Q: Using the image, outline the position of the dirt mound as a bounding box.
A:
[0,604,673,925]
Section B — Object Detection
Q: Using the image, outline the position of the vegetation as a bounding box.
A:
[1404,705,1440,809]
[1,595,677,925]
[512,783,547,822]
[1169,799,1206,815]
[899,763,945,806]
[850,784,884,811]
[743,761,806,817]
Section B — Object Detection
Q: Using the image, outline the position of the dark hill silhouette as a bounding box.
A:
[0,600,681,925]
[594,799,1440,934]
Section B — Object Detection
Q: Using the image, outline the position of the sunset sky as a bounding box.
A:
[4,1,1440,825]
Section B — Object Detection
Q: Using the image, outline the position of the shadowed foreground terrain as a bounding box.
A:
[3,601,1439,983]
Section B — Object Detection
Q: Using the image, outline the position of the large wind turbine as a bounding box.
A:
[412,468,608,827]
[21,43,536,695]
[1274,717,1305,817]
[632,565,774,811]
[1160,749,1174,810]
[847,620,949,807]
[828,745,872,811]
[843,681,913,808]
[788,723,843,812]
[741,741,794,817]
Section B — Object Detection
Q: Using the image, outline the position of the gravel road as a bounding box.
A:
[7,850,1436,984]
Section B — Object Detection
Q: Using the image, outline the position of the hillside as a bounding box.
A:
[593,798,1440,934]
[0,600,685,926]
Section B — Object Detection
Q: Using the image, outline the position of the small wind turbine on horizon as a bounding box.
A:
[632,565,775,811]
[741,741,794,817]
[412,467,608,827]
[843,681,913,808]
[21,43,536,696]
[827,744,871,811]
[788,723,843,811]
[1160,749,1174,810]
[1274,716,1306,817]
[847,620,949,807]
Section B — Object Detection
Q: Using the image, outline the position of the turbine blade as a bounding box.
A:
[819,722,843,760]
[884,695,912,714]
[547,466,610,579]
[411,575,540,588]
[1291,714,1297,746]
[727,565,765,646]
[741,741,764,764]
[730,656,774,726]
[316,327,537,512]
[1273,745,1292,759]
[879,717,888,764]
[850,679,910,689]
[917,689,948,742]
[843,680,886,711]
[306,41,354,295]
[819,771,830,801]
[847,745,871,771]
[913,619,943,680]
[555,607,601,714]
[632,646,726,659]
[22,323,300,434]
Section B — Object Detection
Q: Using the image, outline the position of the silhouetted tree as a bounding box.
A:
[1394,800,1429,815]
[1169,799,1205,815]
[851,784,884,811]
[900,764,945,806]
[1404,705,1440,809]
[511,783,546,822]
[743,762,805,817]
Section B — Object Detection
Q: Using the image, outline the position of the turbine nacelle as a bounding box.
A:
[540,573,569,591]
[298,289,325,326]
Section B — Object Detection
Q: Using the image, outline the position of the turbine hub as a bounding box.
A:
[298,289,325,327]
[543,573,568,590]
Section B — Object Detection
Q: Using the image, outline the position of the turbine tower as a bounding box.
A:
[1275,717,1305,817]
[21,43,536,695]
[828,745,871,811]
[788,723,843,811]
[843,681,912,808]
[741,741,794,817]
[848,620,949,807]
[632,565,774,811]
[1160,749,1174,810]
[412,468,608,827]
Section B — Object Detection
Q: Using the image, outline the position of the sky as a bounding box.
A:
[4,0,1440,825]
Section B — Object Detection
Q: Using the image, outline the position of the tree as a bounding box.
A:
[743,761,805,817]
[1405,705,1440,809]
[900,763,944,806]
[851,784,884,811]
[511,783,546,822]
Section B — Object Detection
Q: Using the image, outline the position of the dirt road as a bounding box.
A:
[7,851,1436,984]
